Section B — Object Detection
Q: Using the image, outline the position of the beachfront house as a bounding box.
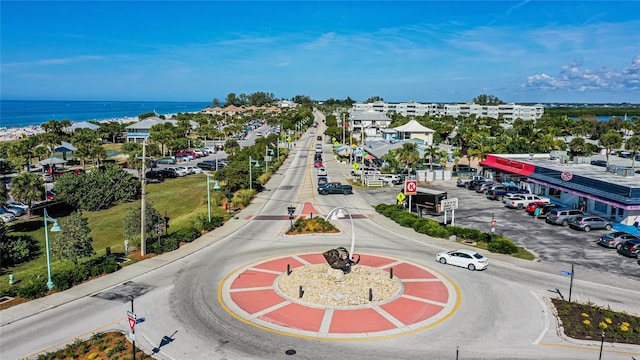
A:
[125,117,199,143]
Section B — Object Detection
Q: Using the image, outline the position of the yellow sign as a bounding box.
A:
[396,192,406,204]
[352,163,360,171]
[332,137,336,142]
[287,137,291,142]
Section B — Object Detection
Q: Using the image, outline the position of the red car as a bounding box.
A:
[314,161,323,168]
[525,201,548,214]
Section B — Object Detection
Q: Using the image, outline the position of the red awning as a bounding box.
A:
[479,155,535,176]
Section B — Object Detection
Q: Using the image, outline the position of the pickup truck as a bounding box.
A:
[504,194,550,209]
[318,182,353,195]
[486,186,530,201]
[457,175,488,188]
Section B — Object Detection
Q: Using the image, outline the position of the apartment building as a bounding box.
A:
[353,101,544,121]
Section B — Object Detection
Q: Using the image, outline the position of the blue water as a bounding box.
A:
[0,100,211,128]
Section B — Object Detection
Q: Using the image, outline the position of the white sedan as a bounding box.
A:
[317,167,327,176]
[435,249,489,271]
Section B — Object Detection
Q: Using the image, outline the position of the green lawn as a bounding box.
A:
[0,174,228,295]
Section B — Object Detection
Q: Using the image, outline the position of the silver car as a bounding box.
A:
[598,232,640,249]
[569,215,613,232]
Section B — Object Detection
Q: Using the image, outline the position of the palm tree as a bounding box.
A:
[397,142,420,177]
[625,135,640,169]
[425,145,440,171]
[10,172,45,215]
[598,130,623,167]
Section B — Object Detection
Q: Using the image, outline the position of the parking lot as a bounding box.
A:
[365,180,640,280]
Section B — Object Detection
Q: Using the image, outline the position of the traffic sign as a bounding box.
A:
[352,163,359,171]
[127,311,136,319]
[128,317,136,331]
[560,270,572,276]
[404,180,417,195]
[396,192,406,204]
[136,317,146,324]
[491,219,496,227]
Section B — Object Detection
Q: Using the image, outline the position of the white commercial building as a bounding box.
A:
[353,101,544,121]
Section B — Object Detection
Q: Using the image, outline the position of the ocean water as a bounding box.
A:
[0,100,211,128]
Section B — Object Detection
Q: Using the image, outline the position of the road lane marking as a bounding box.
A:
[532,291,550,345]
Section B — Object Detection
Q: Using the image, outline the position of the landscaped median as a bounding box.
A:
[374,203,534,259]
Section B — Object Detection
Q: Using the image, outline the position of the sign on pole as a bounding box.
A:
[128,317,136,331]
[404,180,417,195]
[440,198,459,211]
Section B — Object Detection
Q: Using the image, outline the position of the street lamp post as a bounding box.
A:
[43,208,61,291]
[325,207,356,260]
[248,156,260,190]
[206,174,221,222]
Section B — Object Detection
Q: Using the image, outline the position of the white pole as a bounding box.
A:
[140,140,147,256]
[325,207,356,260]
[451,209,455,226]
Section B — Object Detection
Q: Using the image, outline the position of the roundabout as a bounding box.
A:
[218,252,460,340]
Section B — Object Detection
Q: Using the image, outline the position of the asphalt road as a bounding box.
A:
[1,114,639,359]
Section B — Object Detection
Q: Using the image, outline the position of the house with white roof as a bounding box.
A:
[391,120,435,145]
[125,117,199,143]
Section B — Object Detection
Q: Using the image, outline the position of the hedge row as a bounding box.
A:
[374,204,518,255]
[16,256,120,299]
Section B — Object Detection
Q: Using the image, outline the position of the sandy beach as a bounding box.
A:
[0,125,45,142]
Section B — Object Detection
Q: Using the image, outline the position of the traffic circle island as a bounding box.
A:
[219,252,460,339]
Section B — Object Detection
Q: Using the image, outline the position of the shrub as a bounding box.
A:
[17,278,48,299]
[392,212,417,227]
[192,214,224,231]
[487,236,518,254]
[170,227,201,243]
[0,234,39,266]
[447,226,490,242]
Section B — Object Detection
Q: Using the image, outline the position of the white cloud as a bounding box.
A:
[524,56,640,92]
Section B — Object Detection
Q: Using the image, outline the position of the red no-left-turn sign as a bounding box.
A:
[405,180,417,195]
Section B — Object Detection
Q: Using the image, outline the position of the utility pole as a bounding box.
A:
[360,127,365,185]
[342,113,345,145]
[140,141,147,256]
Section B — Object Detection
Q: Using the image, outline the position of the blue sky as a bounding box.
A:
[1,1,639,104]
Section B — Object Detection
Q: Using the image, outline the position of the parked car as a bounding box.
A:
[318,182,353,195]
[314,160,323,168]
[598,232,640,249]
[166,167,188,177]
[531,203,564,218]
[7,200,30,211]
[317,167,327,176]
[184,165,202,174]
[317,176,328,187]
[525,201,550,214]
[475,181,498,193]
[0,211,16,223]
[191,149,205,157]
[590,160,607,167]
[41,173,54,183]
[435,249,488,271]
[617,238,640,258]
[452,164,477,174]
[505,194,550,209]
[486,186,529,201]
[569,215,612,232]
[156,169,178,178]
[197,161,217,171]
[3,204,25,216]
[546,209,585,226]
[157,157,177,165]
[145,170,166,182]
